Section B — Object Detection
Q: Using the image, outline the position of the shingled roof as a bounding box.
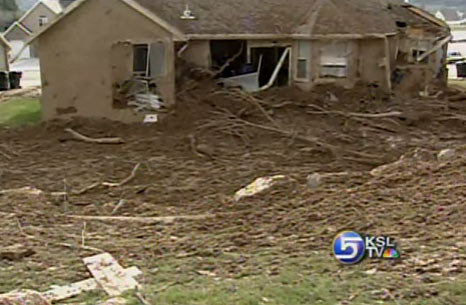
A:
[133,0,400,36]
[29,0,449,43]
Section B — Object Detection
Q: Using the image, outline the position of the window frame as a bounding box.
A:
[132,42,167,78]
[410,48,429,64]
[38,15,49,27]
[132,43,150,77]
[295,40,310,81]
[318,41,349,79]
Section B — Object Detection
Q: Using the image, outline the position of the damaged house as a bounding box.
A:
[27,0,450,122]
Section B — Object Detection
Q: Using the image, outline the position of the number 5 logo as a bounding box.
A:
[333,231,365,264]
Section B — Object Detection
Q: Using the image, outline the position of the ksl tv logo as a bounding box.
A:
[333,231,400,264]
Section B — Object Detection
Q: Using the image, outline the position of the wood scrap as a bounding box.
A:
[307,109,403,119]
[73,181,101,195]
[83,253,141,297]
[111,199,126,215]
[229,89,280,128]
[135,292,152,305]
[0,144,20,156]
[42,267,142,302]
[0,290,50,305]
[103,163,141,187]
[0,187,43,196]
[65,128,124,144]
[0,150,12,160]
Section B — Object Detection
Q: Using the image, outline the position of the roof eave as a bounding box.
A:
[186,32,398,40]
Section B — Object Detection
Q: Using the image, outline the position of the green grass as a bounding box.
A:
[2,249,464,305]
[121,254,466,305]
[0,97,41,127]
[449,80,466,91]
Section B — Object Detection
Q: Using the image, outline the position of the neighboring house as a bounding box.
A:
[3,0,62,59]
[3,21,32,60]
[27,0,450,122]
[435,9,462,22]
[59,0,78,8]
[0,34,11,71]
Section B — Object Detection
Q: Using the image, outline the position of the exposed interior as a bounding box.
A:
[250,47,290,87]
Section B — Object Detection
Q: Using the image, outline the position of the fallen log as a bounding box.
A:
[65,128,124,144]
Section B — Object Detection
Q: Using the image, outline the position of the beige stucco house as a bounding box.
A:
[28,0,450,122]
[4,0,62,59]
[0,34,11,71]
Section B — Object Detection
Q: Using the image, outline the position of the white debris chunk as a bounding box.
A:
[234,175,288,202]
[306,173,323,188]
[437,149,456,162]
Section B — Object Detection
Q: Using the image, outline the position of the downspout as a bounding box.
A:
[259,47,291,91]
[177,42,189,57]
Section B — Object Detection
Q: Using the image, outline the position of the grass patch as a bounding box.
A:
[130,254,466,305]
[449,79,466,90]
[0,97,41,127]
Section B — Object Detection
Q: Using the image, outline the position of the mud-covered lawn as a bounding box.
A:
[0,83,465,304]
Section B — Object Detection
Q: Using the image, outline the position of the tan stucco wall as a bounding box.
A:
[181,40,211,68]
[358,38,389,91]
[37,0,175,121]
[0,44,9,71]
[293,39,366,91]
[22,3,58,34]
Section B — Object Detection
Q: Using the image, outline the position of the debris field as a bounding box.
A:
[0,81,465,301]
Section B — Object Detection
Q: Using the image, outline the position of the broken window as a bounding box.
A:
[319,41,349,78]
[39,15,49,27]
[133,44,149,76]
[296,40,310,80]
[133,42,166,77]
[412,49,428,64]
[409,40,430,64]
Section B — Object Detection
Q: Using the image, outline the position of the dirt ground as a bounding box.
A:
[0,81,465,303]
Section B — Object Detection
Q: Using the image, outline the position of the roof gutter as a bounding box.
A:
[186,32,398,40]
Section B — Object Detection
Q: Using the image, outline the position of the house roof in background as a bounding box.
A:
[438,8,461,21]
[3,21,32,38]
[19,0,63,24]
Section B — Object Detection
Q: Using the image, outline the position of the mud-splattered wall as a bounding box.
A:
[37,0,175,122]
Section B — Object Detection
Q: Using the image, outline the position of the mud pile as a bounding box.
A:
[0,82,465,292]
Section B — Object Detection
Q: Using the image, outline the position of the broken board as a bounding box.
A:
[83,253,141,297]
[42,266,141,302]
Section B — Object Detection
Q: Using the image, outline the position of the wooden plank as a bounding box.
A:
[42,267,141,302]
[83,253,141,297]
